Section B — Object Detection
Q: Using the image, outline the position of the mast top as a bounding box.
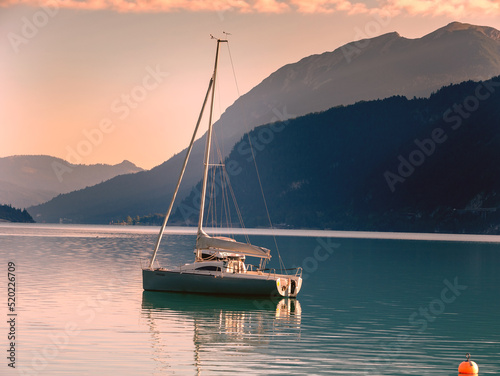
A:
[210,34,228,43]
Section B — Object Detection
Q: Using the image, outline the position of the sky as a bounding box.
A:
[1,0,499,169]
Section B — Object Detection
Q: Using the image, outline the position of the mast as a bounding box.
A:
[198,38,227,233]
[147,37,226,270]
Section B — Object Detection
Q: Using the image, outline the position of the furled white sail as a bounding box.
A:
[196,230,271,259]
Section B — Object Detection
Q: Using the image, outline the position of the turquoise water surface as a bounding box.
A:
[1,223,499,375]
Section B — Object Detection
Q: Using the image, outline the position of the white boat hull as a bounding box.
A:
[142,269,302,297]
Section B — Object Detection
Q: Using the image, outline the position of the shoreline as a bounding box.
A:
[2,222,500,243]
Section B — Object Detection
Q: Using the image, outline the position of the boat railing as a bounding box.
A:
[294,267,303,278]
[268,268,277,279]
[277,267,302,278]
[141,258,163,270]
[247,264,259,272]
[247,265,302,278]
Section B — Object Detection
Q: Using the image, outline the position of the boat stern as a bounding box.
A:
[276,276,302,298]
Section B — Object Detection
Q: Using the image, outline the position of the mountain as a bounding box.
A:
[0,155,143,209]
[174,76,500,234]
[204,21,500,163]
[28,22,500,224]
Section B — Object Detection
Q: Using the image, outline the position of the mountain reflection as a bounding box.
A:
[141,292,302,375]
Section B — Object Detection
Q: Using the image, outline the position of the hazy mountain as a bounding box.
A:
[215,21,500,149]
[174,76,500,233]
[29,22,500,224]
[0,155,143,208]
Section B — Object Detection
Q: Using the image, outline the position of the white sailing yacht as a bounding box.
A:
[142,37,302,298]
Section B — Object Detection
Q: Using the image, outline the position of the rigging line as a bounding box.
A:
[211,125,226,233]
[220,166,231,231]
[213,120,249,242]
[207,167,215,229]
[210,55,230,234]
[213,152,218,231]
[221,40,249,238]
[218,169,225,230]
[226,42,240,97]
[210,99,249,242]
[198,38,226,234]
[205,135,218,231]
[223,165,250,244]
[148,76,214,270]
[216,74,224,136]
[208,66,219,233]
[248,142,286,273]
[226,41,285,272]
[213,128,229,231]
[212,119,233,235]
[218,164,230,231]
[208,152,220,233]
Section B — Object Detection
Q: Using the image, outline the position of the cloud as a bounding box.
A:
[290,0,370,14]
[0,0,287,13]
[1,0,499,17]
[385,0,500,17]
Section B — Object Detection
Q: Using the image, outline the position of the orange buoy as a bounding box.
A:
[458,353,478,374]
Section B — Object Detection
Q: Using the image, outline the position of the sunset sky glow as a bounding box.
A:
[1,0,499,169]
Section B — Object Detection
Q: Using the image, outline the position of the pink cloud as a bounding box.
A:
[289,0,369,14]
[0,0,285,13]
[383,0,500,17]
[1,0,499,16]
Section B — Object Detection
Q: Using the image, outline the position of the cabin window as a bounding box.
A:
[227,261,246,273]
[195,266,221,271]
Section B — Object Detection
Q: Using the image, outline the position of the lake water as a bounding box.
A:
[1,223,499,375]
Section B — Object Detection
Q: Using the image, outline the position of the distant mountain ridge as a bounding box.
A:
[0,155,143,209]
[28,22,500,224]
[264,21,500,116]
[173,76,500,233]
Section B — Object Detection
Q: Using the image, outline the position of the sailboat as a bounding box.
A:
[142,37,302,298]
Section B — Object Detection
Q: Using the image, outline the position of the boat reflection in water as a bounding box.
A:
[141,292,302,375]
